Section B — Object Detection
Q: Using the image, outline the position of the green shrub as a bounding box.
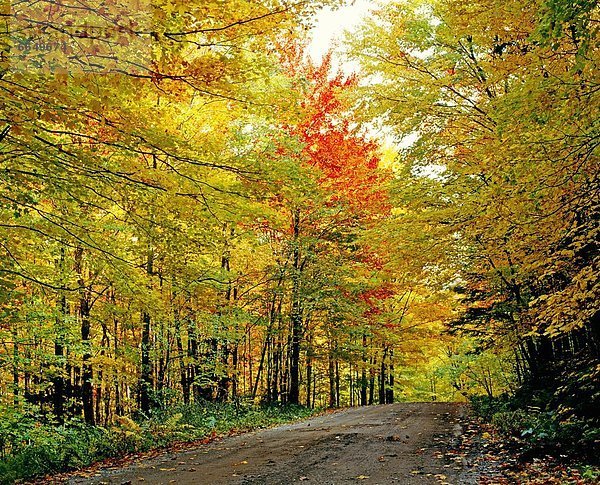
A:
[469,394,514,420]
[472,394,599,464]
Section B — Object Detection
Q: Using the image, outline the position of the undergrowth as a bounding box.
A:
[470,394,600,465]
[0,402,316,484]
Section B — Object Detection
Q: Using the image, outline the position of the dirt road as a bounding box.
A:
[74,403,480,484]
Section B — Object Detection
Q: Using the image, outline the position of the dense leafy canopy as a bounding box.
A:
[351,0,598,419]
[0,0,598,478]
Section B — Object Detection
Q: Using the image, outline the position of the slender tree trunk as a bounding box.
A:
[273,339,281,403]
[379,347,387,404]
[188,319,200,402]
[112,290,123,416]
[349,363,354,407]
[75,247,94,424]
[12,321,19,407]
[217,344,230,402]
[369,351,376,405]
[53,293,67,421]
[175,314,189,404]
[140,310,152,413]
[232,342,238,400]
[361,333,368,406]
[51,247,68,420]
[328,346,336,408]
[96,323,109,424]
[335,359,340,407]
[80,297,94,423]
[282,332,291,404]
[157,320,167,394]
[140,246,153,414]
[312,370,317,409]
[289,209,302,405]
[253,333,269,400]
[306,354,312,408]
[217,231,233,402]
[386,349,394,404]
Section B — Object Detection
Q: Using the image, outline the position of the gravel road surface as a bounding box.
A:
[71,403,480,485]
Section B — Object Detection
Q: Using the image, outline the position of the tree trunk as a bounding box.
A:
[75,246,94,424]
[379,347,387,404]
[140,246,153,415]
[175,314,189,404]
[289,209,302,405]
[306,355,312,408]
[53,293,67,421]
[216,230,233,402]
[335,359,340,407]
[12,321,19,407]
[328,346,336,408]
[232,342,238,400]
[360,333,368,406]
[385,349,394,404]
[369,353,376,405]
[113,290,123,416]
[253,331,269,401]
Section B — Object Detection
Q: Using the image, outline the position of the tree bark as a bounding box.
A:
[360,333,368,406]
[289,209,302,405]
[385,349,394,404]
[328,346,336,408]
[75,246,94,424]
[140,246,153,414]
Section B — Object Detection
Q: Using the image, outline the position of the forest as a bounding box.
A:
[0,0,598,482]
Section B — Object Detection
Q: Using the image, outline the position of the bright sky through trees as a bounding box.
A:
[308,0,378,63]
[308,0,410,148]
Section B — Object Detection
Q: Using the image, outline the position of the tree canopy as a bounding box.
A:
[0,0,597,467]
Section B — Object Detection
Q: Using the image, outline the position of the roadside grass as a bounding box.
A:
[0,402,316,484]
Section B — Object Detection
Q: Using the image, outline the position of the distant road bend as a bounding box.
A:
[73,403,481,484]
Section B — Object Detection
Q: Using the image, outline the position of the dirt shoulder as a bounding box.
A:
[60,402,488,484]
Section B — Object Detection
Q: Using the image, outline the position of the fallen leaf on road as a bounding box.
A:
[356,475,370,480]
[299,477,309,481]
